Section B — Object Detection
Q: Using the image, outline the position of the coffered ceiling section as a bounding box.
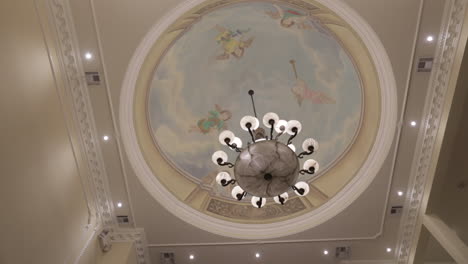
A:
[120,0,397,239]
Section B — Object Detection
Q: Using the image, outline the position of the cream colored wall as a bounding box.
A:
[0,1,95,263]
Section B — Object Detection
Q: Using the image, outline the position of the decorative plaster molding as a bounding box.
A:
[45,0,153,263]
[111,228,151,264]
[47,0,116,228]
[120,0,397,239]
[396,0,468,263]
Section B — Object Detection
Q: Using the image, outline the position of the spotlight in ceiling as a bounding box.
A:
[189,254,194,260]
[103,135,109,141]
[323,250,329,255]
[410,121,417,127]
[397,191,404,196]
[255,253,260,258]
[426,35,434,42]
[213,90,320,208]
[386,247,392,253]
[117,202,123,208]
[84,52,93,60]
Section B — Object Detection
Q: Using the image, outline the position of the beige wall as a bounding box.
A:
[0,0,95,263]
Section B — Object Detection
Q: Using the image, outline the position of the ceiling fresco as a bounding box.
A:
[130,0,384,227]
[148,1,362,190]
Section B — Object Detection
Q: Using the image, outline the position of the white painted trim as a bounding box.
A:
[88,0,138,228]
[395,0,468,263]
[111,228,152,264]
[119,0,397,239]
[423,214,468,264]
[46,0,117,227]
[340,261,395,264]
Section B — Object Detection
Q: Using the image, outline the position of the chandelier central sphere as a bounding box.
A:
[211,90,320,208]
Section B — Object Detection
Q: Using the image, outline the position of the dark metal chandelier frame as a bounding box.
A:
[212,90,320,208]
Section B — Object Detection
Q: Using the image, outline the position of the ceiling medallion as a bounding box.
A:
[212,90,319,208]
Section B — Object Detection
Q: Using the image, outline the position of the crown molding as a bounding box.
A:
[44,0,151,263]
[111,228,152,264]
[395,0,468,263]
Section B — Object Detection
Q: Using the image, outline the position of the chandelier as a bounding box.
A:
[212,90,320,208]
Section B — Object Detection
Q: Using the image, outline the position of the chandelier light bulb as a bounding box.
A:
[288,144,296,152]
[273,192,289,205]
[212,150,228,165]
[231,186,245,200]
[274,119,288,133]
[219,130,235,145]
[251,196,266,208]
[230,137,243,149]
[293,181,310,196]
[286,120,302,135]
[216,171,232,186]
[303,159,319,174]
[240,115,259,131]
[302,138,318,152]
[262,112,279,127]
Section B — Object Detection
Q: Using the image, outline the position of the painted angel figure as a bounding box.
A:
[189,104,232,134]
[289,60,335,105]
[214,25,254,60]
[265,4,328,33]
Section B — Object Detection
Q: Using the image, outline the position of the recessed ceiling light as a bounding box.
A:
[386,247,392,253]
[85,52,93,60]
[426,35,434,42]
[410,121,417,127]
[189,254,194,260]
[103,135,109,141]
[323,250,329,255]
[255,253,260,258]
[397,191,404,196]
[117,202,123,208]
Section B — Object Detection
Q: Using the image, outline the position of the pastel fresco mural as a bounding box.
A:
[148,1,363,190]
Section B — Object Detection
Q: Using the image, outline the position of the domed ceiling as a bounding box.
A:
[121,0,396,239]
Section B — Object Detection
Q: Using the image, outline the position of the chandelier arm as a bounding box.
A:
[299,168,315,175]
[287,130,298,145]
[269,122,275,140]
[274,131,284,140]
[291,185,305,195]
[297,150,313,159]
[217,160,235,168]
[247,126,256,143]
[225,141,242,152]
[221,179,237,187]
[248,90,257,118]
[278,195,285,205]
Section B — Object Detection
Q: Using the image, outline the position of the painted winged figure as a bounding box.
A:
[289,60,335,105]
[265,4,328,33]
[214,25,254,60]
[189,104,232,134]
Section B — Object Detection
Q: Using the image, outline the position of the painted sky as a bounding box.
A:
[148,1,362,184]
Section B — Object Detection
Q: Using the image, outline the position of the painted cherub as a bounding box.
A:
[289,60,335,105]
[214,25,254,60]
[189,104,232,134]
[266,4,329,33]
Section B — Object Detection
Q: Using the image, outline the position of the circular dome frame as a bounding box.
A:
[120,0,397,239]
